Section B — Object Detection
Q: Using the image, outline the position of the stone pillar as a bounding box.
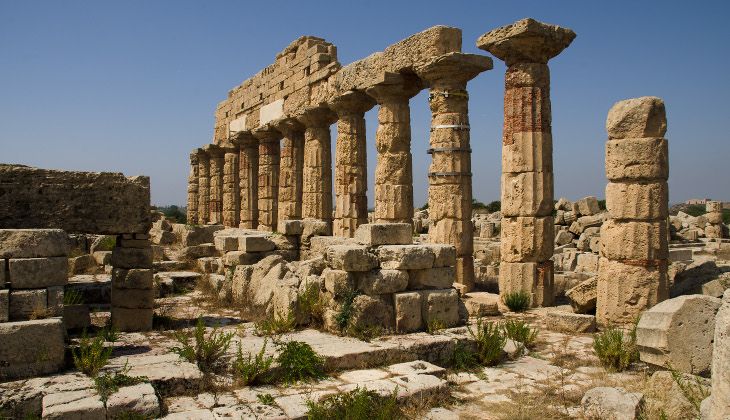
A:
[236,133,259,229]
[597,96,670,326]
[187,150,199,225]
[206,145,224,225]
[416,53,493,293]
[330,91,375,238]
[222,145,239,228]
[253,126,282,232]
[296,106,337,230]
[366,74,421,226]
[275,119,305,225]
[196,149,210,225]
[110,233,153,331]
[478,18,575,307]
[706,201,724,239]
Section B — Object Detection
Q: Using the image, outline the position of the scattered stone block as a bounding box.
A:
[0,318,65,380]
[647,370,710,420]
[421,289,460,327]
[575,253,600,274]
[41,388,105,420]
[569,214,605,235]
[92,251,112,266]
[576,196,600,216]
[545,310,596,333]
[280,220,303,235]
[0,229,70,258]
[394,292,422,333]
[581,387,644,420]
[222,251,261,266]
[7,257,67,289]
[636,294,721,375]
[555,229,573,246]
[213,235,239,252]
[706,290,730,420]
[238,236,275,252]
[408,267,454,289]
[174,224,224,247]
[566,276,597,313]
[9,289,47,321]
[463,292,500,316]
[326,245,376,272]
[357,269,408,295]
[386,360,445,378]
[354,223,412,246]
[378,245,435,270]
[70,254,97,274]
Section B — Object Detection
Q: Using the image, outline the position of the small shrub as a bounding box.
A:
[231,339,274,386]
[335,289,360,331]
[63,289,84,305]
[257,393,276,406]
[276,341,325,384]
[99,325,120,343]
[297,282,327,328]
[427,318,446,334]
[467,318,506,367]
[171,318,234,373]
[502,319,539,353]
[73,330,113,376]
[306,387,402,420]
[592,327,637,372]
[451,341,479,371]
[93,361,147,405]
[255,311,296,337]
[502,291,531,312]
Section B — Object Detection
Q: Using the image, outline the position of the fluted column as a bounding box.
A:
[222,145,239,228]
[206,145,224,225]
[478,18,575,306]
[187,150,199,225]
[236,133,259,229]
[330,91,376,237]
[196,149,210,225]
[274,119,305,224]
[253,125,282,232]
[416,53,493,292]
[296,106,337,230]
[366,74,421,226]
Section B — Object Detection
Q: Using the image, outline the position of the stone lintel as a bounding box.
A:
[231,131,257,147]
[477,18,576,65]
[415,52,493,86]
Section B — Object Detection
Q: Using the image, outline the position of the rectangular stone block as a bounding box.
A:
[606,181,668,221]
[501,171,553,217]
[354,223,412,246]
[111,287,154,309]
[499,261,536,299]
[111,307,153,332]
[430,244,456,267]
[357,269,409,295]
[9,289,47,321]
[394,292,422,333]
[428,219,473,255]
[323,269,355,297]
[0,229,70,258]
[378,245,435,270]
[500,216,554,263]
[110,247,153,269]
[502,132,552,173]
[7,257,67,289]
[111,268,153,290]
[0,289,7,322]
[605,138,668,181]
[326,245,377,272]
[280,220,303,235]
[600,219,668,261]
[0,318,65,380]
[223,251,263,267]
[421,289,460,327]
[214,235,239,252]
[238,236,276,252]
[46,285,64,316]
[178,244,216,260]
[408,267,454,290]
[576,196,600,216]
[575,253,600,274]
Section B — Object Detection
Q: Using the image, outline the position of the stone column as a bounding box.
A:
[253,125,282,232]
[187,150,199,225]
[416,53,493,293]
[478,18,575,307]
[296,106,337,230]
[329,91,375,238]
[222,145,239,228]
[366,74,421,226]
[196,149,210,225]
[207,145,224,225]
[111,233,153,332]
[597,96,669,326]
[275,119,305,224]
[706,201,724,239]
[236,133,259,229]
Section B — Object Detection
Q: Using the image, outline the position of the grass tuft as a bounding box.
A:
[73,330,113,376]
[450,341,479,371]
[426,318,446,334]
[502,319,538,355]
[592,326,638,372]
[502,291,531,312]
[231,339,274,386]
[306,387,402,420]
[171,318,234,373]
[276,340,325,384]
[297,282,328,328]
[467,318,506,367]
[63,289,84,305]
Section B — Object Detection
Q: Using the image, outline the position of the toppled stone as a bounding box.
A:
[545,310,596,333]
[582,387,644,420]
[106,383,160,419]
[280,220,303,235]
[706,290,730,420]
[421,289,460,327]
[463,292,500,316]
[566,276,597,313]
[576,196,600,216]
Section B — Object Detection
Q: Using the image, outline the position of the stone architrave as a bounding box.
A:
[235,133,259,229]
[415,52,493,292]
[206,144,225,225]
[478,18,575,306]
[222,145,239,228]
[329,91,376,238]
[366,73,422,226]
[196,149,210,225]
[252,125,282,232]
[187,151,199,225]
[274,119,305,225]
[597,96,669,326]
[296,106,337,229]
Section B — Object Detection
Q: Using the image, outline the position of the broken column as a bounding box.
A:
[236,133,259,229]
[187,151,199,225]
[111,234,153,331]
[297,106,337,230]
[206,144,225,225]
[330,91,375,238]
[275,119,305,225]
[253,126,281,232]
[478,18,575,306]
[196,148,210,225]
[597,96,669,326]
[705,201,724,239]
[416,53,492,292]
[222,145,239,228]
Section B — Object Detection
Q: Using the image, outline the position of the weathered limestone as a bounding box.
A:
[330,91,375,237]
[479,18,574,307]
[187,151,199,225]
[196,149,210,225]
[297,106,337,227]
[581,387,644,420]
[416,53,492,292]
[0,318,65,381]
[206,145,225,225]
[366,74,421,226]
[236,134,259,229]
[222,146,239,228]
[705,200,724,239]
[636,295,721,375]
[275,119,305,225]
[706,289,730,420]
[597,97,669,326]
[110,234,153,332]
[252,126,282,232]
[354,223,412,247]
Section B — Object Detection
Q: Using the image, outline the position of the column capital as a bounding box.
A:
[272,118,304,136]
[231,131,257,147]
[365,72,423,103]
[251,124,281,143]
[477,18,575,65]
[329,90,376,117]
[295,105,337,127]
[202,143,225,157]
[415,53,492,88]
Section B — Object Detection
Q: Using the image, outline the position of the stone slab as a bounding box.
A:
[354,223,412,246]
[7,257,68,289]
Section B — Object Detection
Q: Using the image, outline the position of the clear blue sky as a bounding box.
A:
[2,1,728,207]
